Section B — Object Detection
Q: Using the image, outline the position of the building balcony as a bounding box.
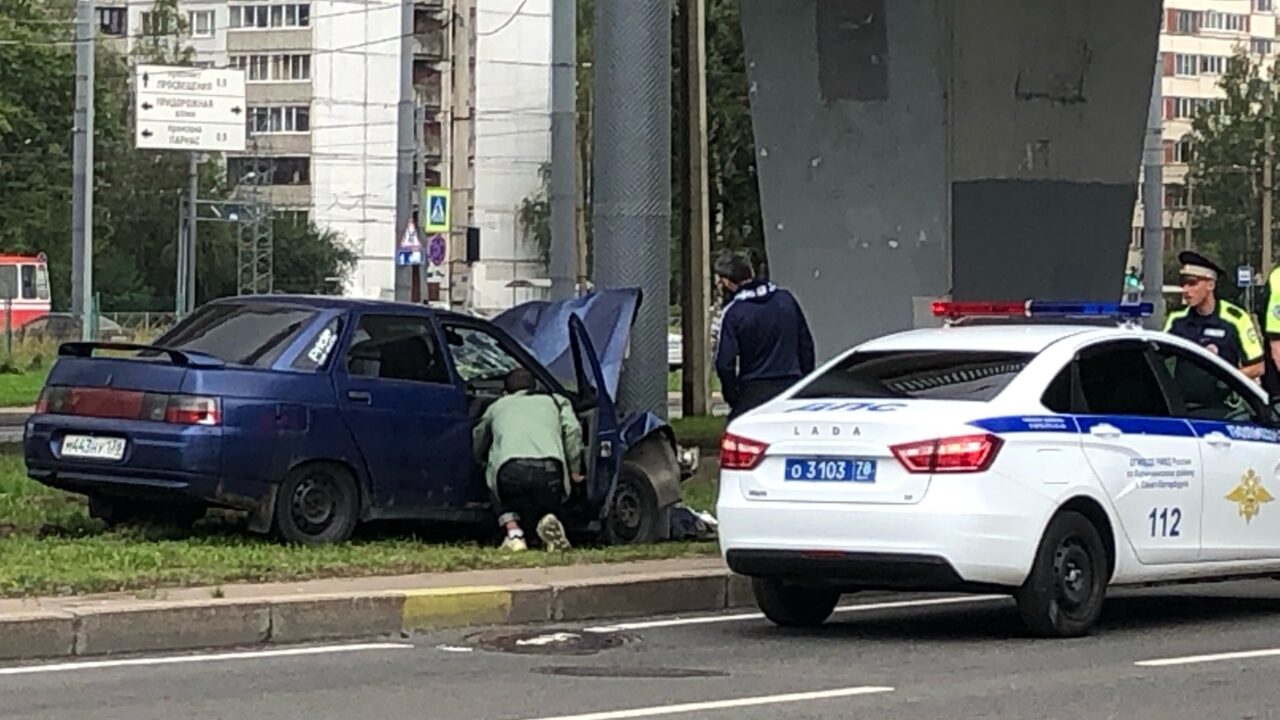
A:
[414,0,445,14]
[423,121,443,159]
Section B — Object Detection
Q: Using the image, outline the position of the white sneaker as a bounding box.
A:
[501,536,527,552]
[536,514,571,552]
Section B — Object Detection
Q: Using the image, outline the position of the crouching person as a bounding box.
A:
[472,368,584,552]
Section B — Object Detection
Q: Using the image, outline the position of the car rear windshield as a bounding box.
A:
[151,303,318,368]
[793,350,1035,402]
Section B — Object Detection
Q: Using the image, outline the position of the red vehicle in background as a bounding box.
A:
[0,254,51,329]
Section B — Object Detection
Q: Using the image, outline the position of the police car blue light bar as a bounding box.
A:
[931,300,1153,319]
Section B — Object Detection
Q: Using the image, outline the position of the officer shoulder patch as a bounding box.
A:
[1272,303,1280,320]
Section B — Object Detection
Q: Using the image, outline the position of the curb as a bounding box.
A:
[0,570,754,662]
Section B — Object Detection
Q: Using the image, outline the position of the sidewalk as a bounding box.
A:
[0,557,750,662]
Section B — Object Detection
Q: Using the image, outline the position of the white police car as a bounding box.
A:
[717,300,1280,637]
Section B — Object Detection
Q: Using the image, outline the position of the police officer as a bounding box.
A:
[1261,263,1280,397]
[1164,251,1265,380]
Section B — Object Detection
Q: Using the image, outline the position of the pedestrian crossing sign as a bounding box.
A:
[424,187,450,233]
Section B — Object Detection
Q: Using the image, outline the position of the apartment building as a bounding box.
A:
[94,0,479,302]
[1131,0,1280,272]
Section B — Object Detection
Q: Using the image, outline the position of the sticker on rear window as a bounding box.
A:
[307,328,337,366]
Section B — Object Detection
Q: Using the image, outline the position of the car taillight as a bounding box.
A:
[890,433,1002,474]
[164,395,221,426]
[721,432,768,470]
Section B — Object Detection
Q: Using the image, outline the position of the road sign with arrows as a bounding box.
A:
[134,64,247,152]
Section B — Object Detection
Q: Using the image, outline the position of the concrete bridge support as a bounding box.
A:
[740,0,1163,359]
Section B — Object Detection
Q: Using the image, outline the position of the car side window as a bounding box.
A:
[345,314,450,385]
[1075,344,1171,417]
[291,317,342,372]
[441,323,524,384]
[1041,365,1073,413]
[1151,342,1264,423]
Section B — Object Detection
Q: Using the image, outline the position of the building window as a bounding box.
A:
[1174,10,1200,34]
[1257,0,1274,12]
[272,157,311,185]
[189,10,214,38]
[247,105,311,134]
[1165,185,1188,208]
[1173,139,1193,164]
[227,157,310,185]
[230,55,271,81]
[1173,97,1196,118]
[140,11,171,36]
[97,6,126,36]
[231,54,309,82]
[1253,38,1274,55]
[1175,53,1199,76]
[276,210,310,226]
[1200,55,1227,75]
[1204,11,1247,32]
[229,3,311,29]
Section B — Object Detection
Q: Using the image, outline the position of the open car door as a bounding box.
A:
[568,314,622,512]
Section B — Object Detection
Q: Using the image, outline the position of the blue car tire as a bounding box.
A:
[274,463,360,545]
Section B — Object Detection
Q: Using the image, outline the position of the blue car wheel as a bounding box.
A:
[274,463,360,545]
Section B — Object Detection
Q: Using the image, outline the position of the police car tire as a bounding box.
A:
[273,463,360,546]
[752,578,840,628]
[1014,511,1107,638]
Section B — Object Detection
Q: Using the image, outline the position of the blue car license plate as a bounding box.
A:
[784,458,876,483]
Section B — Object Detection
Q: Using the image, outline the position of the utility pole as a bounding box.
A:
[395,0,416,301]
[1186,171,1194,250]
[592,0,672,418]
[679,0,711,417]
[71,0,95,338]
[1141,57,1166,328]
[1264,72,1274,277]
[187,153,199,312]
[548,0,577,300]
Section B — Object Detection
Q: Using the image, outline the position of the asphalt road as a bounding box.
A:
[10,581,1280,719]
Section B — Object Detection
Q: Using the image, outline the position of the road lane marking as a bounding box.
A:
[1137,647,1280,667]
[518,685,895,720]
[584,594,1008,632]
[0,642,413,677]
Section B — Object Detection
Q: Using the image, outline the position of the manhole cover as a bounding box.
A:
[465,629,635,656]
[533,666,729,679]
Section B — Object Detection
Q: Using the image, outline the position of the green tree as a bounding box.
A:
[1181,49,1274,306]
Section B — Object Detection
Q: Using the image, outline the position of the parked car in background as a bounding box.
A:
[17,313,130,344]
[25,290,696,545]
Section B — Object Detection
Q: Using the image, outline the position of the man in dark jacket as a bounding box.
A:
[713,254,816,420]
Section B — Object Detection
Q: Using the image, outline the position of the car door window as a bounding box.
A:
[346,314,450,384]
[442,324,525,385]
[1152,343,1264,423]
[1076,344,1171,417]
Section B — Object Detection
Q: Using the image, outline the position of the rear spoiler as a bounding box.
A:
[58,342,226,369]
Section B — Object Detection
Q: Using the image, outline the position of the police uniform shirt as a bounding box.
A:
[1164,300,1264,369]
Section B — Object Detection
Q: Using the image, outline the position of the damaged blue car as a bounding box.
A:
[23,289,697,545]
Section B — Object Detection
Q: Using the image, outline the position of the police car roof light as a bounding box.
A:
[931,300,1153,321]
[1027,301,1153,318]
[930,301,1029,318]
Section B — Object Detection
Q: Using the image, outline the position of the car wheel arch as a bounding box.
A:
[1052,495,1117,583]
[620,429,681,510]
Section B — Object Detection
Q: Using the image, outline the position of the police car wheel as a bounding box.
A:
[752,578,840,628]
[1014,511,1107,638]
[274,463,359,546]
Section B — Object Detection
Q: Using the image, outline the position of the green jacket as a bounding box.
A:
[472,390,584,497]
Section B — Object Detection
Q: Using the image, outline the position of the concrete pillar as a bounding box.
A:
[741,0,1163,359]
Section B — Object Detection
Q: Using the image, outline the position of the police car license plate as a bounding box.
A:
[784,458,876,482]
[61,435,126,461]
